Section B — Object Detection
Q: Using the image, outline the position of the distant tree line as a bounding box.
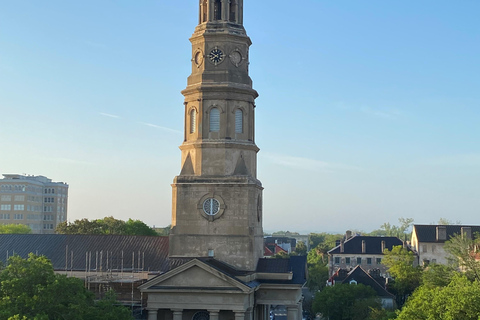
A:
[55,216,158,236]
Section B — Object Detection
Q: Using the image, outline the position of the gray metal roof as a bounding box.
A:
[0,234,169,272]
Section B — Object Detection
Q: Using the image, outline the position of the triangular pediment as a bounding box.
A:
[139,259,252,293]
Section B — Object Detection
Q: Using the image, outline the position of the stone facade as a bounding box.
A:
[169,0,263,272]
[140,1,306,320]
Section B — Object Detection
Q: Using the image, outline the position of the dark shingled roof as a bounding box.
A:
[0,234,169,272]
[328,236,405,255]
[340,266,394,298]
[413,225,480,243]
[256,256,307,285]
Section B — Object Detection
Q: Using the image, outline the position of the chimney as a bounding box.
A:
[346,230,352,239]
[436,226,447,241]
[381,240,386,253]
[362,240,366,253]
[340,240,345,253]
[462,227,472,240]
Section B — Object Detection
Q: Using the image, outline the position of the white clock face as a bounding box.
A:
[203,198,220,215]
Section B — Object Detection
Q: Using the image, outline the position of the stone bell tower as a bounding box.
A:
[169,0,263,271]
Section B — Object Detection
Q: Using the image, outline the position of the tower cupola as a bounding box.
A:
[199,0,243,25]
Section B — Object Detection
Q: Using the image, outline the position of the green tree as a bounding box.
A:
[125,219,158,236]
[382,245,422,307]
[444,232,480,281]
[0,254,132,320]
[308,233,342,254]
[306,247,329,292]
[294,241,307,256]
[312,283,381,320]
[421,263,455,289]
[368,218,414,239]
[0,224,31,234]
[56,217,157,236]
[396,274,480,320]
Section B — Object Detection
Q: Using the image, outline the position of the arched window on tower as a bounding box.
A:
[190,109,196,133]
[214,0,222,20]
[229,0,237,22]
[209,108,220,132]
[235,109,243,133]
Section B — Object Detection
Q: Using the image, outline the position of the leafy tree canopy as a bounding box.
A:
[312,283,381,320]
[444,232,480,282]
[367,217,414,239]
[56,216,158,236]
[0,254,132,320]
[396,274,480,320]
[308,233,343,254]
[382,245,422,307]
[0,224,31,234]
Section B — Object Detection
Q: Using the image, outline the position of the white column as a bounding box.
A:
[209,310,220,320]
[234,311,245,320]
[208,0,214,22]
[148,309,158,320]
[221,0,229,21]
[173,309,183,320]
[286,306,299,320]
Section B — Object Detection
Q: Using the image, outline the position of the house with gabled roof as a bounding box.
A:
[411,224,480,265]
[327,266,396,309]
[327,234,413,277]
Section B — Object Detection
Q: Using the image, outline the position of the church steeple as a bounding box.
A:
[169,0,263,271]
[199,0,243,24]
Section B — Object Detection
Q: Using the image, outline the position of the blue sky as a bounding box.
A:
[1,1,479,233]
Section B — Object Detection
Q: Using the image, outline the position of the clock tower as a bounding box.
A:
[169,0,263,271]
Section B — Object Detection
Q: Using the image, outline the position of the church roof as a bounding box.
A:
[0,234,170,272]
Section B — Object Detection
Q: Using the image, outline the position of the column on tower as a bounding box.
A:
[221,0,229,21]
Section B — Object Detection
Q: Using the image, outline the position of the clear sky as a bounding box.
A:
[1,1,479,234]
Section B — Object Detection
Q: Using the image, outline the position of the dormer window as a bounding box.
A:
[209,108,220,132]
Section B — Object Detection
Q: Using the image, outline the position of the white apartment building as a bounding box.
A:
[0,174,68,234]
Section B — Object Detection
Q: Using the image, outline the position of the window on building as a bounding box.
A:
[14,214,23,220]
[209,108,220,132]
[235,109,243,133]
[432,245,436,253]
[14,195,25,201]
[0,214,10,220]
[0,205,11,211]
[367,258,372,265]
[334,257,340,264]
[376,258,382,265]
[345,257,350,264]
[1,195,11,201]
[13,205,24,211]
[190,109,196,133]
[422,245,428,253]
[357,257,362,265]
